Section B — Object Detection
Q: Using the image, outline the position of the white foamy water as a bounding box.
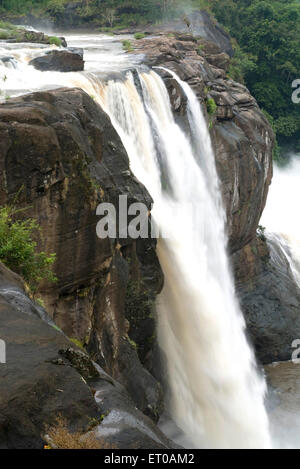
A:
[261,156,300,288]
[100,70,270,448]
[0,34,271,448]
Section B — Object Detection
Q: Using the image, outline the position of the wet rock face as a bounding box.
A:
[29,48,84,72]
[135,35,274,254]
[0,88,163,416]
[233,236,300,365]
[0,263,99,449]
[144,10,233,57]
[90,366,178,449]
[0,262,168,449]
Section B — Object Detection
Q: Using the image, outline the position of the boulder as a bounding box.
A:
[0,263,99,449]
[233,235,300,364]
[89,365,178,449]
[29,48,84,72]
[3,27,67,47]
[0,88,163,421]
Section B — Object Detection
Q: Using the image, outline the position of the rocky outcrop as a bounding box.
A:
[148,10,233,56]
[2,28,67,47]
[0,262,100,449]
[233,235,300,364]
[134,34,274,254]
[265,361,300,448]
[30,48,84,72]
[0,88,163,420]
[89,365,178,449]
[0,262,175,449]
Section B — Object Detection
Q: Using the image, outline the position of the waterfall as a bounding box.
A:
[0,37,271,447]
[98,70,271,449]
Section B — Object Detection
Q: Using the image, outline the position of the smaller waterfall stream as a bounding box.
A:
[261,157,300,288]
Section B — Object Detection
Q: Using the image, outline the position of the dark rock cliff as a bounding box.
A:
[0,262,99,448]
[233,235,300,364]
[0,262,174,449]
[0,88,163,422]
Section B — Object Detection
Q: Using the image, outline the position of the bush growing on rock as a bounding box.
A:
[206,97,217,115]
[134,32,145,40]
[0,204,57,292]
[45,416,113,449]
[49,36,62,47]
[122,40,133,52]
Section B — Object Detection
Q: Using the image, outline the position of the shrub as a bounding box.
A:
[206,97,217,115]
[134,32,145,40]
[0,204,57,292]
[0,21,17,31]
[122,40,133,52]
[0,30,9,40]
[49,36,62,47]
[45,416,113,449]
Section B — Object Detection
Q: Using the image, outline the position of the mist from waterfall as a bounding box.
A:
[0,36,271,448]
[261,157,300,289]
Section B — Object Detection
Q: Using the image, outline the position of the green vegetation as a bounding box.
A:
[125,280,155,329]
[134,32,145,40]
[209,0,300,153]
[206,97,217,116]
[49,35,62,46]
[69,337,85,350]
[0,0,211,29]
[0,30,9,39]
[0,20,18,30]
[122,39,133,52]
[0,204,57,292]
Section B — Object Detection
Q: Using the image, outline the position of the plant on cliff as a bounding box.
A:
[0,204,57,292]
[45,416,113,449]
[206,97,217,116]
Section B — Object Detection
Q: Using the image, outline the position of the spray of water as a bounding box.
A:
[261,156,300,287]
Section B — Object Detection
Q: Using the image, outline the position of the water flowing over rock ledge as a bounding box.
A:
[1,30,299,449]
[133,34,274,253]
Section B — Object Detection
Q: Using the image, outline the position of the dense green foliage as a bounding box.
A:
[0,204,57,291]
[0,1,211,26]
[209,0,300,151]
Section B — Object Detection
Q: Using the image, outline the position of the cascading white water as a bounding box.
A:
[0,35,271,448]
[98,70,271,449]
